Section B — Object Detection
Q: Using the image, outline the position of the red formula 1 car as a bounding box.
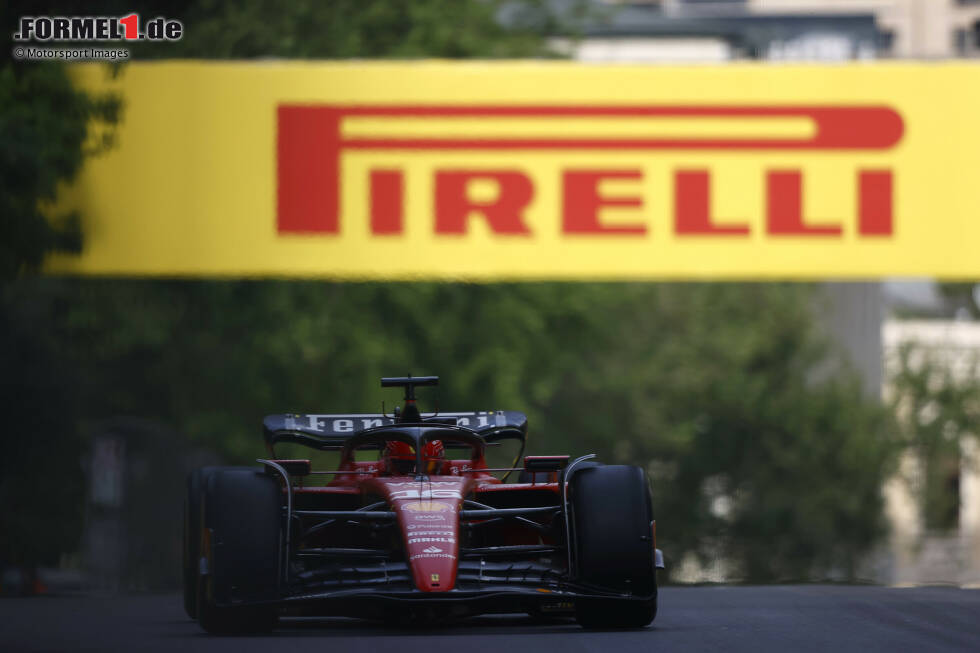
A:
[184,376,664,632]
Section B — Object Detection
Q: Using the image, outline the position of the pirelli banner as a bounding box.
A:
[49,62,980,279]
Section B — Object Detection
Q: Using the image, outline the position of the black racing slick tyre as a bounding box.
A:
[183,466,251,620]
[197,468,282,634]
[183,468,206,619]
[571,464,657,629]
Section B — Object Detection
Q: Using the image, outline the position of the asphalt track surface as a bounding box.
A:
[2,586,979,652]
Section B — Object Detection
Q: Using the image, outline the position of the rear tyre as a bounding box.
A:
[571,465,657,629]
[197,468,282,634]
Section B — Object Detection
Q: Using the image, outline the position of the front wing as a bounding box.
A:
[223,552,664,619]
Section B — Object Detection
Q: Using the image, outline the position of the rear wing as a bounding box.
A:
[263,411,528,450]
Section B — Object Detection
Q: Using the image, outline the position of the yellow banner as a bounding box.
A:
[49,61,980,279]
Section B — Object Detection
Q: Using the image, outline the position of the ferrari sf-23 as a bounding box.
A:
[184,376,664,632]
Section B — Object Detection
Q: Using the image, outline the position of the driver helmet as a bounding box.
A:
[423,439,444,475]
[383,440,445,475]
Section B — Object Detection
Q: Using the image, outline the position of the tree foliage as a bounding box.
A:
[6,279,895,581]
[0,289,85,566]
[0,63,120,279]
[0,6,121,568]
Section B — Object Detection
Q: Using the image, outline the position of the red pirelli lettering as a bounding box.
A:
[675,170,750,236]
[563,170,646,235]
[858,170,893,236]
[767,171,842,236]
[278,106,341,233]
[434,170,533,235]
[276,104,903,237]
[370,170,404,235]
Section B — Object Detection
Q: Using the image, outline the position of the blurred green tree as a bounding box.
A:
[10,279,894,582]
[937,282,980,319]
[0,4,119,577]
[0,63,119,279]
[0,291,86,573]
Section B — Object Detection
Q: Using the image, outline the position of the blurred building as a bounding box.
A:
[556,0,980,61]
[882,320,980,587]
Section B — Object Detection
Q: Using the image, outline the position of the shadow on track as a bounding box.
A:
[273,614,589,637]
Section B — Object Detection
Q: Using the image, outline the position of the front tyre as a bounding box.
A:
[571,465,658,629]
[197,468,281,634]
[183,468,206,619]
[183,466,252,620]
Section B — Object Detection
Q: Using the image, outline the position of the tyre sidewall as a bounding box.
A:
[572,464,656,594]
[197,468,281,633]
[571,464,658,628]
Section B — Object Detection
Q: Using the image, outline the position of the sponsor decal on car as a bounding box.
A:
[402,500,452,513]
[285,413,496,433]
[410,553,456,561]
[387,481,462,488]
[408,537,455,544]
[391,488,462,500]
[406,530,455,537]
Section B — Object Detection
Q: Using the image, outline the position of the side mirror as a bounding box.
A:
[265,459,311,476]
[523,455,569,473]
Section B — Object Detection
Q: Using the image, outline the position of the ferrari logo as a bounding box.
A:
[431,574,440,582]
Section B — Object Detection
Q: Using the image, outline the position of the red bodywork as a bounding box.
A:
[287,454,561,593]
